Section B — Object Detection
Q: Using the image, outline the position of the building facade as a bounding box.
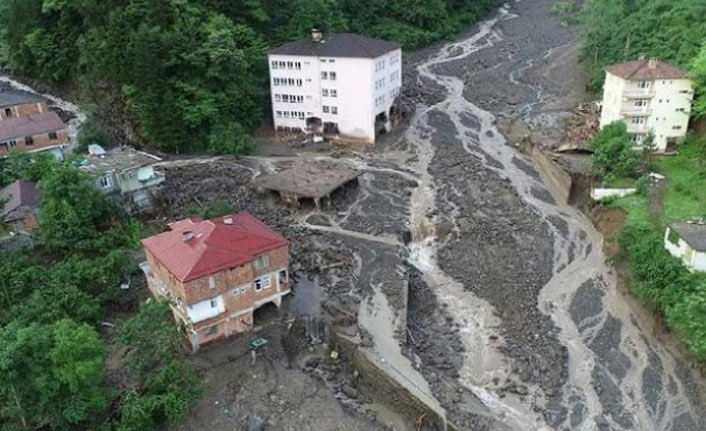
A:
[0,180,38,233]
[141,212,291,350]
[664,221,706,272]
[0,111,69,157]
[81,145,165,213]
[268,31,402,144]
[0,88,48,120]
[599,59,693,152]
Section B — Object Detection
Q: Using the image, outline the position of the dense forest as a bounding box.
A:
[0,154,201,431]
[577,0,706,117]
[0,0,498,154]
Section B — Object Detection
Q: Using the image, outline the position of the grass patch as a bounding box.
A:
[653,137,706,221]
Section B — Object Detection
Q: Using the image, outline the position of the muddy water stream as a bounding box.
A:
[404,2,706,431]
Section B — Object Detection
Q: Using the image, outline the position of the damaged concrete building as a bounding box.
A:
[79,145,165,213]
[140,212,291,351]
[268,30,402,143]
[257,163,360,207]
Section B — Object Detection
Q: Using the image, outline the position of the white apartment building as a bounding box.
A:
[268,30,402,143]
[599,59,694,152]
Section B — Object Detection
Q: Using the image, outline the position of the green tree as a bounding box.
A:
[0,319,108,430]
[691,41,706,118]
[590,121,640,183]
[115,301,201,430]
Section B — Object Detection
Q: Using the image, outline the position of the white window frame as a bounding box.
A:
[99,175,112,189]
[321,71,328,80]
[331,106,338,115]
[330,89,337,98]
[329,72,337,81]
[631,116,646,125]
[323,105,330,113]
[322,89,329,97]
[254,275,271,291]
[637,80,650,89]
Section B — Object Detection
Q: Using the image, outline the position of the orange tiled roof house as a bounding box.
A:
[140,212,291,351]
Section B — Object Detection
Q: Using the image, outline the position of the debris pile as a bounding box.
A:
[556,101,600,153]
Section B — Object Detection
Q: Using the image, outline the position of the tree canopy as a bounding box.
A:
[579,0,706,114]
[0,0,499,154]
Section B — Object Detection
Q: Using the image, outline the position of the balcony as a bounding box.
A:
[626,122,649,134]
[623,87,655,99]
[621,105,652,116]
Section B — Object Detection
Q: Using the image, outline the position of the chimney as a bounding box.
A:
[182,231,194,242]
[223,216,234,225]
[311,28,323,43]
[648,59,657,69]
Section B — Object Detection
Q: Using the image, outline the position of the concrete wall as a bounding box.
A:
[591,188,637,201]
[520,142,572,204]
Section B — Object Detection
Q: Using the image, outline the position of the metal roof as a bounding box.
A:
[669,221,706,252]
[0,87,46,109]
[605,59,688,81]
[269,33,400,59]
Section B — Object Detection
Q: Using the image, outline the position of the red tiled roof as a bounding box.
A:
[142,212,289,283]
[0,111,66,142]
[0,180,38,218]
[605,59,688,81]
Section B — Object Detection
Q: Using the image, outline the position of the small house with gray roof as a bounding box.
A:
[268,30,402,144]
[79,145,165,213]
[664,220,706,272]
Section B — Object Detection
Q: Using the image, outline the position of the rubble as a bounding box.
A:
[555,101,600,153]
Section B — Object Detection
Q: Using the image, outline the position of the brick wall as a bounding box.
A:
[0,102,48,120]
[144,244,290,333]
[0,128,68,155]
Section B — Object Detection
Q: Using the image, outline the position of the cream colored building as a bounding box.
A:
[599,59,693,152]
[268,30,402,144]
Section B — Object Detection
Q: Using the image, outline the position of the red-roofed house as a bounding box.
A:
[140,211,291,350]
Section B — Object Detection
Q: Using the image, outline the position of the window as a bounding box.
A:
[321,71,328,80]
[254,254,269,270]
[296,79,303,86]
[322,89,329,97]
[8,140,16,148]
[329,59,335,63]
[331,106,338,115]
[99,175,112,189]
[209,276,216,289]
[296,95,304,103]
[672,126,682,130]
[278,61,285,68]
[295,62,301,70]
[271,61,278,69]
[323,105,330,113]
[24,136,34,146]
[279,269,288,285]
[282,95,290,103]
[330,72,337,81]
[283,111,290,118]
[287,61,293,69]
[630,134,642,143]
[320,58,327,63]
[298,112,305,119]
[254,275,271,291]
[288,78,295,86]
[276,111,283,117]
[275,94,282,102]
[210,298,218,308]
[273,78,281,86]
[206,325,218,336]
[637,80,650,89]
[3,108,10,117]
[330,89,337,98]
[634,100,647,107]
[676,108,686,112]
[631,117,645,124]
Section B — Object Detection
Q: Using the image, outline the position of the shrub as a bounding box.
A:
[591,122,640,184]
